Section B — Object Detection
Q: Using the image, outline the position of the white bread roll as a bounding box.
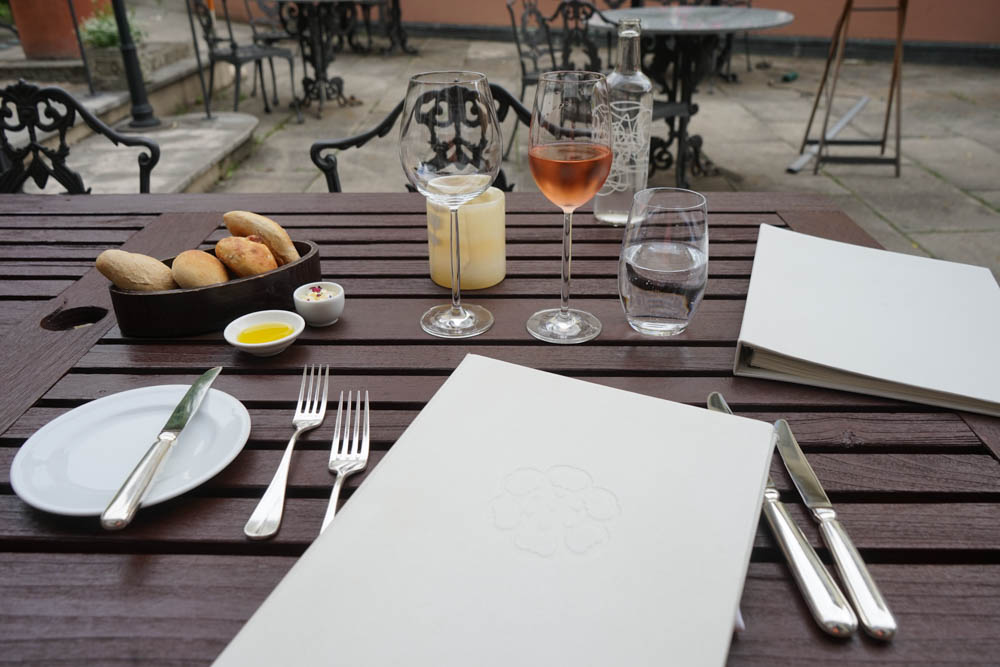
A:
[96,249,178,291]
[215,236,278,277]
[223,210,300,266]
[172,249,229,288]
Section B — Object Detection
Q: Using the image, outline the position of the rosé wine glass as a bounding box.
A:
[526,71,612,344]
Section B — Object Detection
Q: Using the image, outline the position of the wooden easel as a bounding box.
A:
[800,0,909,176]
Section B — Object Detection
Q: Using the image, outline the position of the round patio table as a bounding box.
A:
[278,0,416,116]
[592,6,793,188]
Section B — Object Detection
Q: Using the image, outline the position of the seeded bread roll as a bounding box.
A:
[223,210,300,266]
[215,236,278,277]
[171,249,229,288]
[96,249,178,291]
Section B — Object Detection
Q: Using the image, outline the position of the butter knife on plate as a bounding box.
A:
[775,419,897,640]
[101,367,223,531]
[707,393,857,638]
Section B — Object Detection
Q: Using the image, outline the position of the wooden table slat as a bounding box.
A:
[2,496,997,553]
[4,408,982,449]
[2,554,994,664]
[0,192,842,216]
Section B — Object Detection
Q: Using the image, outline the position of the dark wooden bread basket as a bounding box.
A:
[109,240,321,337]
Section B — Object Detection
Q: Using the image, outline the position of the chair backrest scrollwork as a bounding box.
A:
[411,86,492,174]
[189,0,238,52]
[506,0,553,81]
[545,1,614,72]
[0,80,160,194]
[310,83,530,193]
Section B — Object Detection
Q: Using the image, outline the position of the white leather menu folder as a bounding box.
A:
[735,224,1000,417]
[215,355,775,667]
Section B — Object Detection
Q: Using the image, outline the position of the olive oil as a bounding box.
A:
[237,323,294,344]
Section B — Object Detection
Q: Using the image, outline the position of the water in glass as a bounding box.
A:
[619,188,708,336]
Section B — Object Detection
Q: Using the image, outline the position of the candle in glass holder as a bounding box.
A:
[426,186,505,289]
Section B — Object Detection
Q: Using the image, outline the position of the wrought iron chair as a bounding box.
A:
[506,0,553,103]
[310,83,531,193]
[542,1,617,72]
[243,0,293,105]
[504,0,553,158]
[0,80,160,194]
[186,0,298,116]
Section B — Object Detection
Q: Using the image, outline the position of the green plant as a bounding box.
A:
[80,7,145,48]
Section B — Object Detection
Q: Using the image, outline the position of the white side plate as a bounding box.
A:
[11,385,251,516]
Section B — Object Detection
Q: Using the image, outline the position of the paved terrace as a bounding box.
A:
[3,1,998,277]
[214,33,1000,277]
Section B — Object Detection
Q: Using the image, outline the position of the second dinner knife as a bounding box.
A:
[707,393,857,638]
[775,419,897,640]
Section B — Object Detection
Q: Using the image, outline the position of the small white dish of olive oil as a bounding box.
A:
[224,310,305,357]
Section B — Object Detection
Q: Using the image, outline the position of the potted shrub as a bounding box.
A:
[79,5,149,90]
[79,6,194,91]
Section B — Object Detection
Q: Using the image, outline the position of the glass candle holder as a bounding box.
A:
[426,186,506,290]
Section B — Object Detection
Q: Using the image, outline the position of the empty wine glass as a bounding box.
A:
[526,71,612,344]
[399,71,502,338]
[619,187,708,336]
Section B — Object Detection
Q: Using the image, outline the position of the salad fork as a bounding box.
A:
[320,390,369,534]
[244,365,329,540]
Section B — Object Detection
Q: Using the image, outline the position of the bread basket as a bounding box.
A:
[108,240,321,337]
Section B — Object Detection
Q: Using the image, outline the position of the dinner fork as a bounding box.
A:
[320,390,369,534]
[244,365,329,540]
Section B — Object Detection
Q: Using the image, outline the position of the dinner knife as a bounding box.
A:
[101,367,223,531]
[707,393,857,638]
[774,419,897,640]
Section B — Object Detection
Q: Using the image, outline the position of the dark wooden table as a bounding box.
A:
[1,193,997,665]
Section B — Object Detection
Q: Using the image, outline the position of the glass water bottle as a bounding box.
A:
[594,18,653,226]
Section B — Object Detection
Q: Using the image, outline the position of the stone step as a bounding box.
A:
[24,111,258,195]
[4,46,263,194]
[3,50,238,146]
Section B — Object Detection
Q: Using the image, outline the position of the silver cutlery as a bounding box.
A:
[244,365,329,540]
[101,366,222,531]
[707,392,857,637]
[775,419,897,640]
[320,390,370,534]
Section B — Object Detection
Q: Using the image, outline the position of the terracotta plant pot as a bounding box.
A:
[217,0,276,24]
[11,0,111,60]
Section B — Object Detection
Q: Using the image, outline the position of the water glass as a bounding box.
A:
[618,188,708,336]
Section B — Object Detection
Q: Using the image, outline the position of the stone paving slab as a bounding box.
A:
[832,166,997,234]
[912,231,1000,276]
[971,190,1000,209]
[826,193,929,258]
[901,136,1000,192]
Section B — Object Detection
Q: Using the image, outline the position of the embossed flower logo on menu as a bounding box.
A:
[491,466,621,558]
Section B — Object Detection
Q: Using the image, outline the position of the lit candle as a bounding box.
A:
[426,187,505,290]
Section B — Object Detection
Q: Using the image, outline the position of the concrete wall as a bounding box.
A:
[404,1,1000,45]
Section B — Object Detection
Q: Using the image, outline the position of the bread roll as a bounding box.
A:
[96,249,178,291]
[223,210,300,266]
[171,249,229,288]
[215,236,278,277]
